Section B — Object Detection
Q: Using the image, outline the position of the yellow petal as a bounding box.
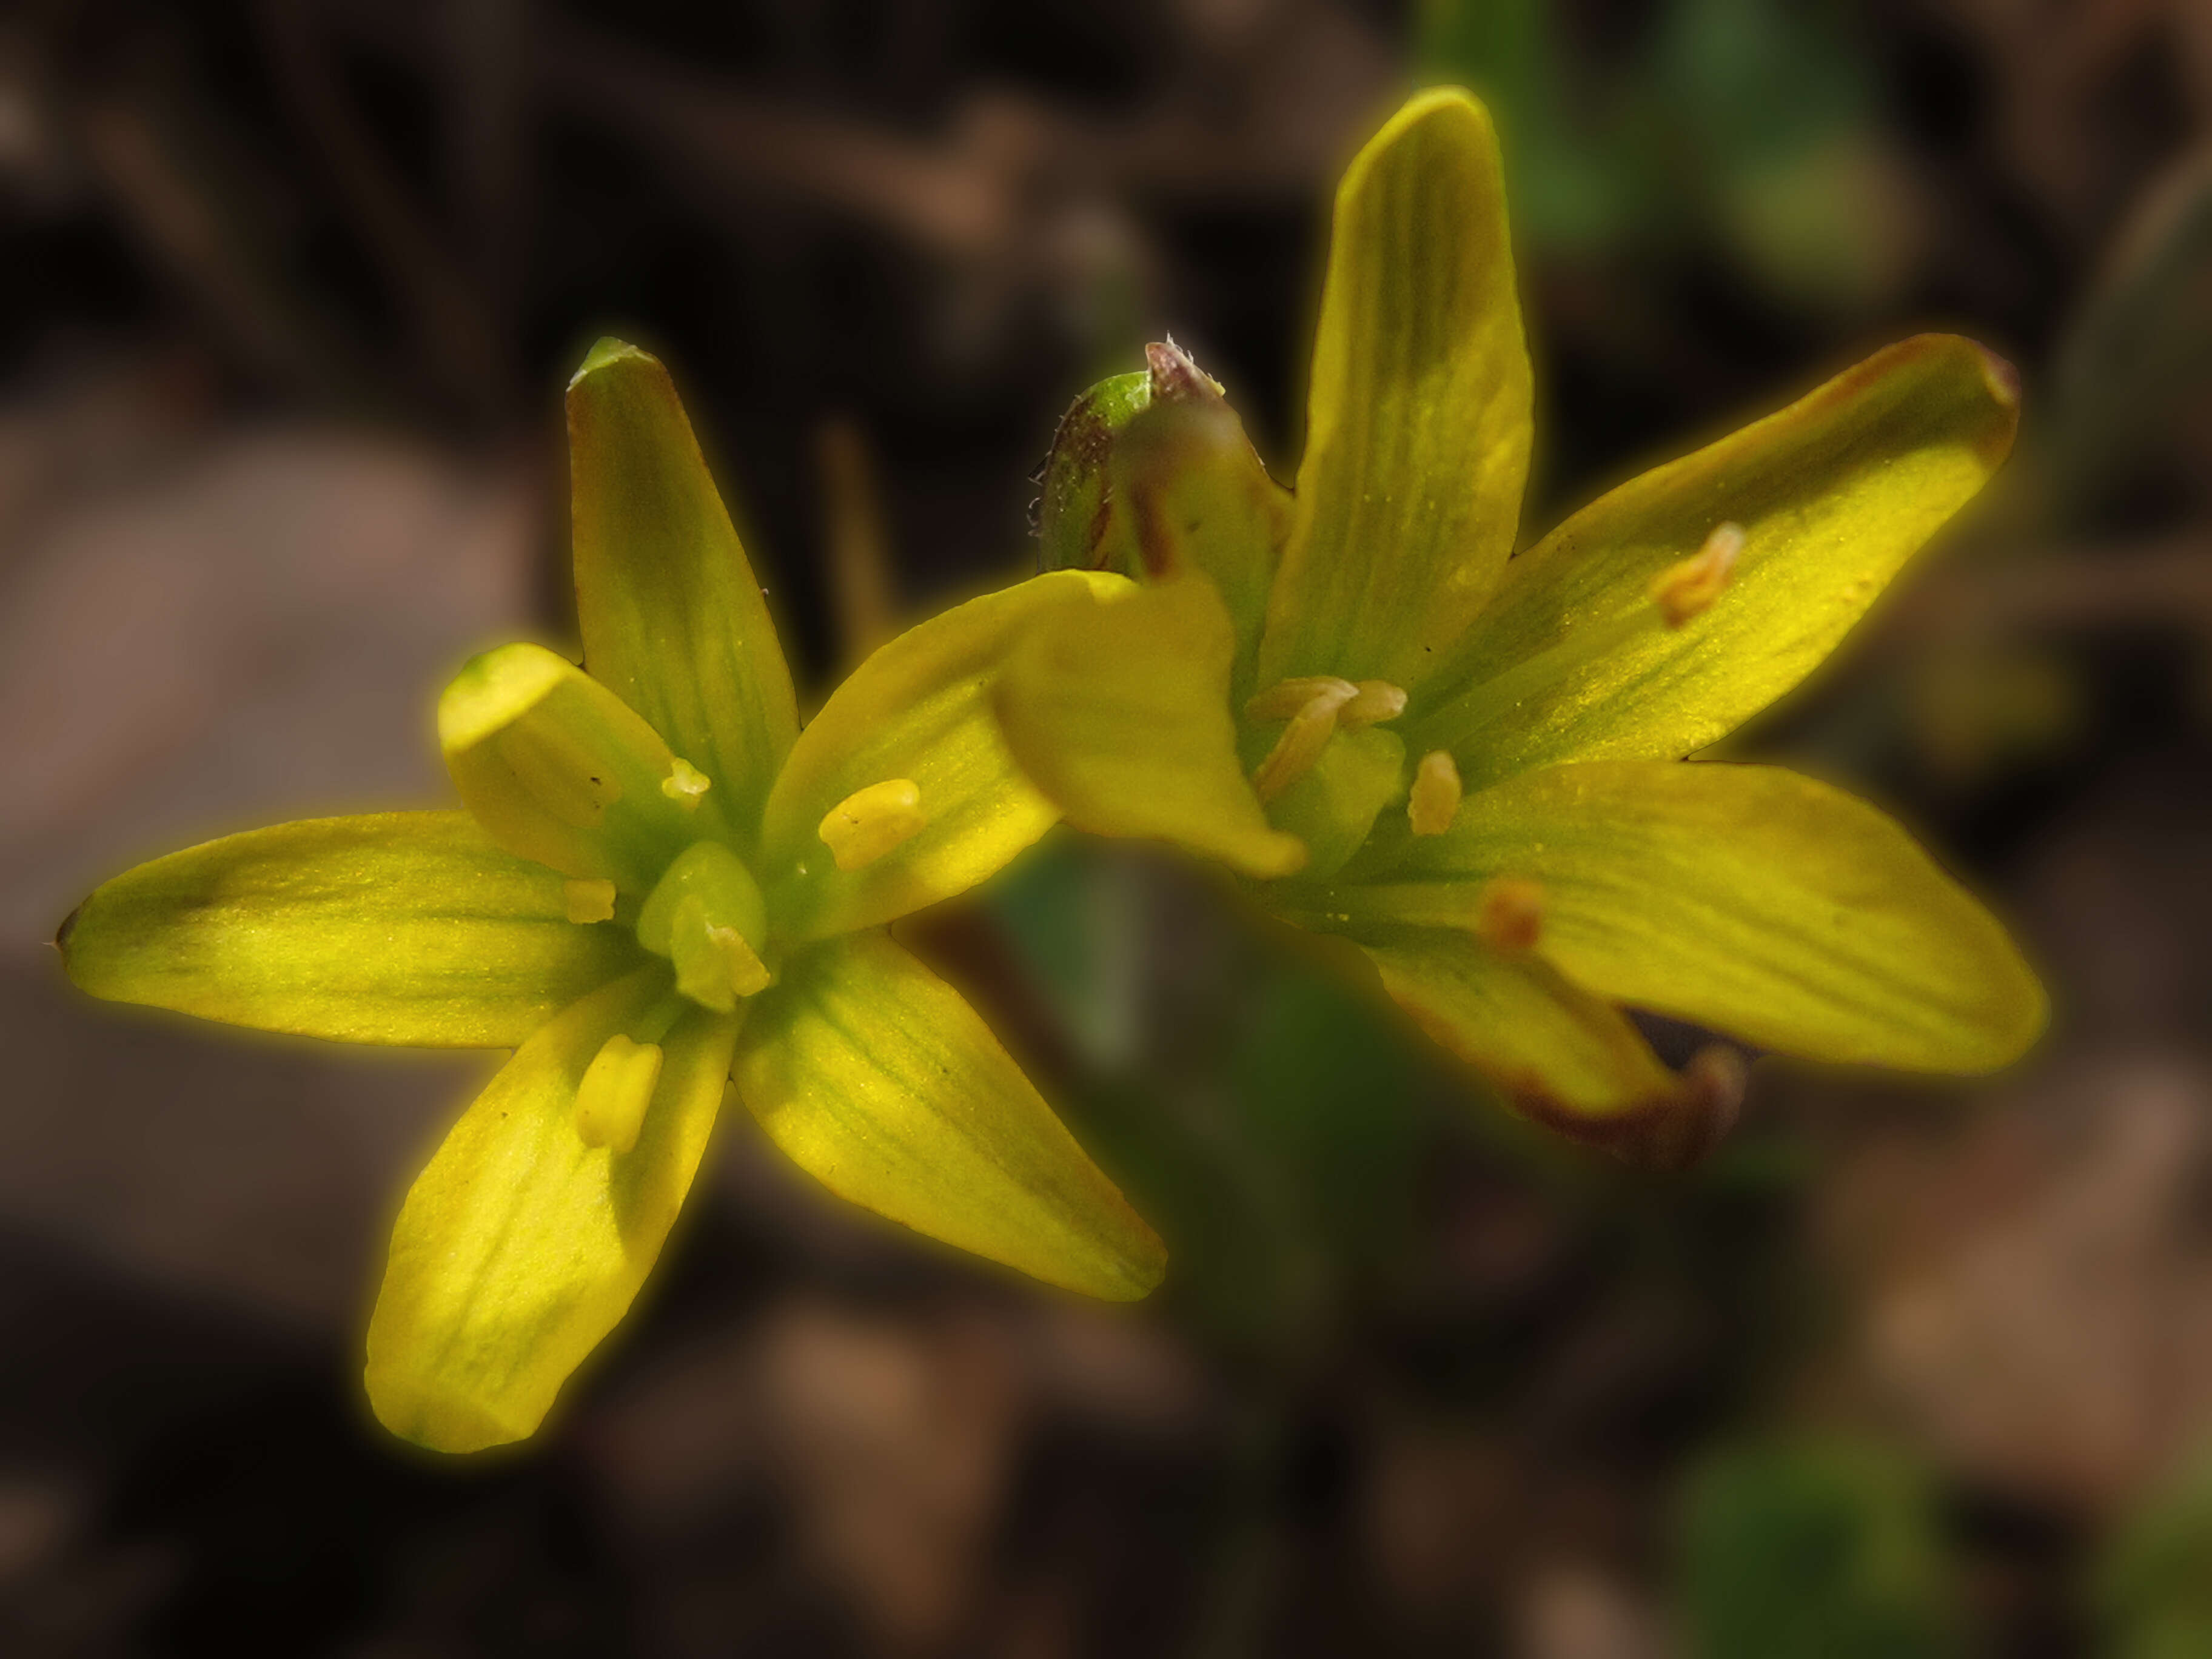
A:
[1416,335,2020,787]
[1354,760,2046,1071]
[760,571,1128,942]
[994,575,1306,878]
[366,968,738,1451]
[734,930,1164,1298]
[1362,931,1734,1167]
[568,340,799,839]
[439,641,707,891]
[57,813,640,1047]
[1255,87,1532,696]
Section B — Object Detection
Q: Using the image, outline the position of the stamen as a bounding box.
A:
[1473,877,1545,954]
[1252,683,1358,802]
[1245,675,1358,721]
[575,1033,663,1154]
[818,779,926,871]
[660,757,712,808]
[1338,680,1407,731]
[563,878,617,924]
[1408,750,1463,836]
[1652,521,1745,628]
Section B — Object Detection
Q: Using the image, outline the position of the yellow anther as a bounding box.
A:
[818,779,926,872]
[1245,675,1359,721]
[1652,521,1745,628]
[1252,683,1359,802]
[661,757,712,808]
[563,877,617,924]
[575,1033,663,1154]
[668,892,773,1010]
[1339,680,1407,731]
[1408,750,1463,836]
[1473,877,1545,954]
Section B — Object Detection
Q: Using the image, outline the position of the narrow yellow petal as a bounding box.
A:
[1417,335,2020,786]
[1356,760,2046,1071]
[734,932,1165,1299]
[439,642,705,891]
[366,970,738,1451]
[1362,932,1735,1168]
[568,340,799,837]
[994,575,1307,879]
[1256,88,1532,695]
[761,572,1118,942]
[57,813,641,1047]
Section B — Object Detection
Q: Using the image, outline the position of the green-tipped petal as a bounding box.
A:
[58,813,640,1047]
[1352,761,2045,1071]
[734,930,1164,1299]
[366,968,737,1451]
[760,571,1127,942]
[440,641,708,892]
[1416,335,2020,786]
[995,576,1307,879]
[1256,87,1532,696]
[568,340,799,839]
[1361,931,1729,1167]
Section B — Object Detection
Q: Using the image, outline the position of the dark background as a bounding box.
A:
[6,1,2212,1654]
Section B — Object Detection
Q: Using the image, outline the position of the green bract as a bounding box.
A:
[59,340,1163,1453]
[1001,88,2045,1162]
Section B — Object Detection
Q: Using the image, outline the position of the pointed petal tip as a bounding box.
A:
[569,337,657,390]
[1974,343,2022,412]
[1094,1229,1168,1301]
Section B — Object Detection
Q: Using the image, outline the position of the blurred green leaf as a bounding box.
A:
[2097,1445,2212,1659]
[2044,152,2212,526]
[1419,0,1899,310]
[1678,1436,1962,1659]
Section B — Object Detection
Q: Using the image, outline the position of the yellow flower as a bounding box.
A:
[57,340,1163,1452]
[997,90,2045,1164]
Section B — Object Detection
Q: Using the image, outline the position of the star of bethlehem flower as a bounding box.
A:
[995,89,2046,1165]
[57,340,1163,1453]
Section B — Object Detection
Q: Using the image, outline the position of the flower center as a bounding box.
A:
[1240,674,1410,880]
[635,840,773,1012]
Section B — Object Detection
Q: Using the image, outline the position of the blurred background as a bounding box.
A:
[5,0,2212,1653]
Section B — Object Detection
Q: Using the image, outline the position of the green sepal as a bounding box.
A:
[1037,369,1150,575]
